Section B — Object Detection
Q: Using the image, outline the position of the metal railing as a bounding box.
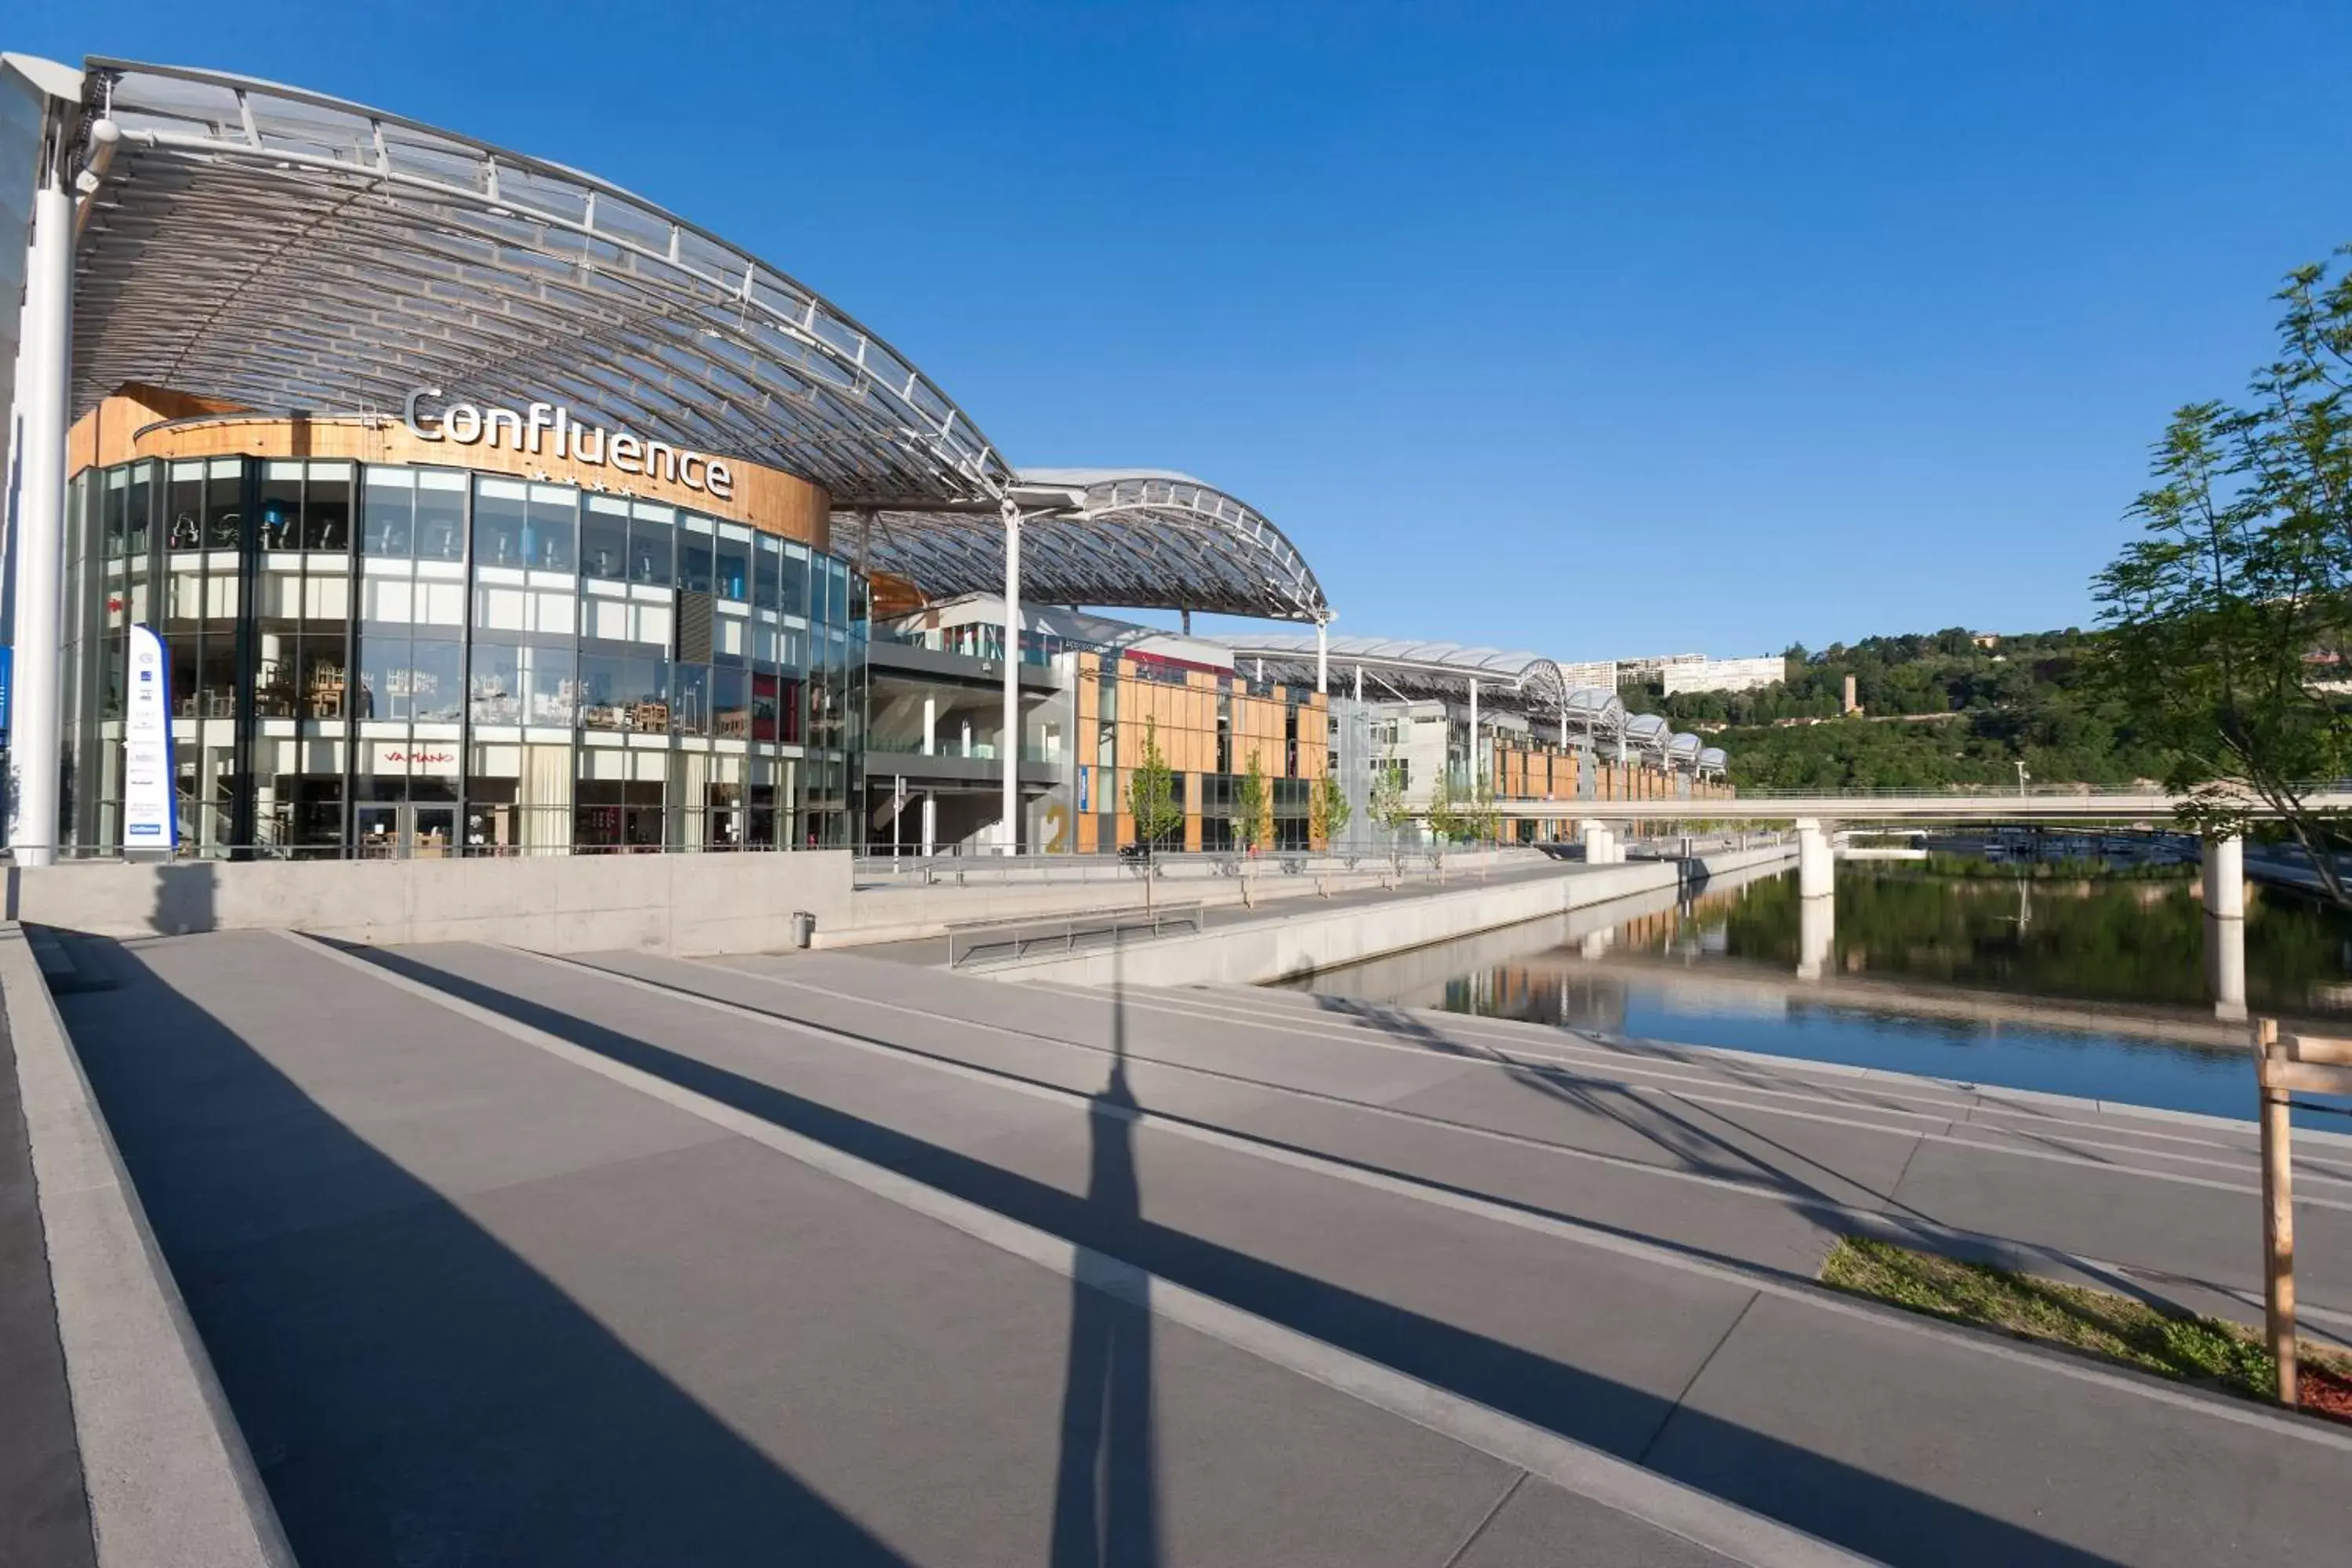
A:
[944,901,1209,969]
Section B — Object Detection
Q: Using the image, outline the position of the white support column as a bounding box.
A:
[1353,664,1363,702]
[1797,891,1835,982]
[2205,833,2247,1020]
[1796,818,1834,900]
[920,792,936,859]
[921,695,936,757]
[2202,833,2245,920]
[1000,501,1021,854]
[1315,617,1329,695]
[8,133,75,867]
[1467,679,1479,790]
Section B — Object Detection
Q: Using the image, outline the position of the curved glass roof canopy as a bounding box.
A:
[62,60,1330,619]
[860,469,1329,623]
[71,60,1007,505]
[1214,634,1567,710]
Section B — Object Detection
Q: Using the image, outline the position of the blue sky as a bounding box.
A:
[22,2,2352,660]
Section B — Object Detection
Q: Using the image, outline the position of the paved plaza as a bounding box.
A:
[21,928,2352,1564]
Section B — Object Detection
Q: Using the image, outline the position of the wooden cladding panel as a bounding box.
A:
[72,404,832,550]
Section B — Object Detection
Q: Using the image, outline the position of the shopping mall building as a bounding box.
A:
[3,55,1724,866]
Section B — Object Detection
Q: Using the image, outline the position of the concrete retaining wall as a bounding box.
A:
[826,848,1553,949]
[0,924,294,1566]
[5,851,855,955]
[977,844,1796,988]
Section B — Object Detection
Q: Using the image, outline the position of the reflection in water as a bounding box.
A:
[1290,859,2352,1128]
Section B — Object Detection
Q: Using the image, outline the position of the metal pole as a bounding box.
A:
[1000,499,1021,855]
[1316,617,1328,695]
[9,118,77,867]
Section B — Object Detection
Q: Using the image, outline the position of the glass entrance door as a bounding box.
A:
[354,801,458,858]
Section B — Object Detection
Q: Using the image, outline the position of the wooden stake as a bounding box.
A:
[2256,1018,2298,1406]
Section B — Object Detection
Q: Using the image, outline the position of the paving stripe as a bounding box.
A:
[1207,980,2352,1157]
[1055,981,2352,1207]
[474,939,2352,1446]
[285,931,1873,1568]
[694,955,2352,1338]
[1148,983,2344,1189]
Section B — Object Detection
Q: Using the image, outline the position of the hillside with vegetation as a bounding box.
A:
[1619,629,2169,791]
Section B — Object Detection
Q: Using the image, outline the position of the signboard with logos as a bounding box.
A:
[122,625,176,853]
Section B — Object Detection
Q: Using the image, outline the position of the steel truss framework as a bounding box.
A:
[60,60,1338,621]
[70,60,1007,505]
[859,469,1328,624]
[1214,633,1569,710]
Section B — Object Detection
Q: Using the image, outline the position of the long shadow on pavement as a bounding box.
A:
[1050,938,1160,1568]
[56,939,910,1568]
[354,942,2127,1568]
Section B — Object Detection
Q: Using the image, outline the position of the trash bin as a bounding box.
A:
[789,910,815,949]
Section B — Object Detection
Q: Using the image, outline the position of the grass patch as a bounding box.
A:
[1820,1236,2352,1417]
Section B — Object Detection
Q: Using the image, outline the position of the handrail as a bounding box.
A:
[945,901,1209,969]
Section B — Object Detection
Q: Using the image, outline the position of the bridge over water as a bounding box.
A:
[1490,786,2352,824]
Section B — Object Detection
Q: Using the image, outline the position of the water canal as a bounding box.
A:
[1284,848,2352,1129]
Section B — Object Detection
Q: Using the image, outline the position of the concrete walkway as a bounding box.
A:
[45,931,2352,1565]
[0,975,95,1568]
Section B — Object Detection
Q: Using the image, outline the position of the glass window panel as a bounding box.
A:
[168,463,205,552]
[678,517,714,593]
[125,461,157,561]
[579,650,628,730]
[254,630,299,717]
[473,477,528,568]
[304,462,352,551]
[630,505,673,586]
[526,642,575,727]
[409,637,463,723]
[415,470,466,561]
[753,535,781,612]
[626,656,673,733]
[715,526,751,604]
[527,483,576,572]
[205,459,245,549]
[298,636,349,719]
[196,640,241,719]
[713,665,749,739]
[363,467,415,557]
[260,460,303,550]
[102,469,128,560]
[582,497,629,581]
[470,641,521,725]
[669,662,707,736]
[356,633,408,720]
[781,544,808,618]
[751,671,779,742]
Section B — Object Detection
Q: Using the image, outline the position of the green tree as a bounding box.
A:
[1125,716,1182,855]
[1425,774,1468,845]
[1235,748,1273,853]
[2092,250,2352,903]
[1309,771,1352,851]
[1367,764,1415,873]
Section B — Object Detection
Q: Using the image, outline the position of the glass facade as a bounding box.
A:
[62,456,865,857]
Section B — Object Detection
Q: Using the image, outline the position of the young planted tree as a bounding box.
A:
[1309,771,1352,855]
[1425,774,1468,847]
[2092,251,2352,903]
[1125,716,1183,906]
[1235,748,1274,853]
[1367,764,1415,877]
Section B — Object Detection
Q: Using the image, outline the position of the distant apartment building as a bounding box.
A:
[1657,655,1787,696]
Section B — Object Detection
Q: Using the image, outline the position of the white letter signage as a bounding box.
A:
[403,388,736,501]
